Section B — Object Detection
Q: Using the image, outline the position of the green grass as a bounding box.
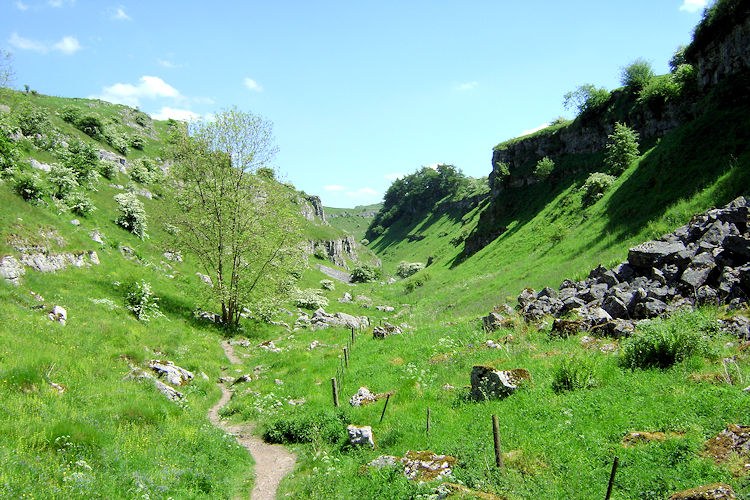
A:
[324,203,381,241]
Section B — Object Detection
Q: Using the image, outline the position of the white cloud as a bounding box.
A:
[9,32,81,55]
[48,0,75,7]
[679,0,707,12]
[91,75,181,107]
[15,1,29,10]
[53,36,81,55]
[113,7,131,20]
[457,81,478,91]
[9,33,47,53]
[384,173,405,180]
[323,185,346,191]
[151,107,202,122]
[157,58,179,68]
[243,77,263,92]
[519,123,549,136]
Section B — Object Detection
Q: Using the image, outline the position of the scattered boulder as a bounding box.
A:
[147,360,193,386]
[349,386,393,407]
[373,322,402,338]
[0,256,25,285]
[29,158,52,172]
[347,424,375,448]
[48,305,67,325]
[367,455,400,468]
[309,308,369,330]
[401,450,456,482]
[482,311,515,331]
[89,230,104,245]
[258,340,282,353]
[668,483,736,500]
[162,251,182,262]
[196,272,212,286]
[338,292,353,303]
[703,424,750,472]
[718,316,750,341]
[376,305,395,312]
[125,368,184,402]
[470,365,531,400]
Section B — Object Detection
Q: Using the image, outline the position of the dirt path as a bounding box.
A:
[208,341,296,500]
[317,263,352,283]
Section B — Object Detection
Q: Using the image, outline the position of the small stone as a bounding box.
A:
[70,219,80,226]
[470,365,531,400]
[667,483,736,500]
[347,424,375,448]
[89,230,104,245]
[274,378,284,385]
[48,305,67,325]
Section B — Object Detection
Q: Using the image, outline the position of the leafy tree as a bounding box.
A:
[350,264,381,283]
[533,156,555,180]
[621,58,655,92]
[63,139,99,184]
[604,122,639,175]
[16,102,50,136]
[168,108,302,325]
[75,114,104,137]
[669,46,687,72]
[48,164,79,198]
[563,84,610,116]
[0,50,14,88]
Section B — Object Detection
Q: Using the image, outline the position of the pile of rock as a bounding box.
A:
[125,359,194,402]
[367,451,457,482]
[295,308,369,331]
[349,386,394,407]
[513,197,750,336]
[373,322,402,338]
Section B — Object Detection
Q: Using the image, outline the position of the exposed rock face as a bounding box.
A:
[373,322,402,338]
[0,256,25,285]
[307,236,359,269]
[510,198,750,336]
[21,251,99,273]
[668,483,736,500]
[470,366,531,400]
[703,424,750,468]
[29,158,52,172]
[147,360,194,386]
[347,424,375,448]
[401,451,456,482]
[124,367,184,402]
[306,308,369,330]
[98,149,128,173]
[304,195,326,223]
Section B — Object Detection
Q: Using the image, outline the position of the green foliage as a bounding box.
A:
[319,279,335,291]
[66,190,96,216]
[563,84,611,116]
[620,312,715,370]
[106,132,129,156]
[13,171,46,202]
[493,161,510,186]
[533,156,555,180]
[639,74,681,104]
[114,192,147,238]
[669,46,687,72]
[673,64,699,95]
[75,114,104,138]
[98,160,118,180]
[133,110,151,128]
[292,288,329,310]
[48,164,79,198]
[686,0,746,61]
[396,260,425,278]
[313,247,327,260]
[551,357,598,393]
[129,134,145,150]
[63,139,100,185]
[0,130,19,177]
[129,158,160,184]
[403,270,431,292]
[350,264,381,283]
[123,279,162,321]
[59,105,81,124]
[264,407,349,444]
[621,58,655,92]
[367,164,470,238]
[604,122,640,175]
[580,172,616,206]
[16,102,50,136]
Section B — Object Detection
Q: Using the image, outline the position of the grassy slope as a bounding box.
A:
[324,203,382,242]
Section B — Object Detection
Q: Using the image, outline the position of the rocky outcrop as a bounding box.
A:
[98,149,128,173]
[295,308,369,330]
[307,236,360,269]
[299,195,327,223]
[0,256,25,285]
[470,365,531,400]
[511,197,750,336]
[21,251,100,273]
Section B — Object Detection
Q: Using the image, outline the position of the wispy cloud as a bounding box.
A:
[15,1,29,10]
[48,0,75,7]
[679,0,707,12]
[113,6,131,20]
[157,58,180,69]
[457,81,478,91]
[323,185,346,191]
[9,32,81,55]
[384,173,405,180]
[90,75,181,107]
[243,77,263,92]
[519,123,549,136]
[151,107,203,122]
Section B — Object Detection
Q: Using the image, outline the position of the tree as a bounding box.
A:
[563,84,610,116]
[169,108,302,325]
[533,156,555,180]
[621,58,655,92]
[0,50,14,88]
[604,122,639,175]
[669,46,687,72]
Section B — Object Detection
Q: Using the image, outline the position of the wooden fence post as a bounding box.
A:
[343,346,349,368]
[492,414,504,469]
[605,456,619,500]
[379,394,390,423]
[331,377,339,407]
[426,407,431,435]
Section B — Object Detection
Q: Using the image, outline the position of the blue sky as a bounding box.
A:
[4,0,708,207]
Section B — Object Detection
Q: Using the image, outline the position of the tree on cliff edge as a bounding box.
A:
[169,108,302,325]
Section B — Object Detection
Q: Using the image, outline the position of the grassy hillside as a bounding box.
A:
[324,203,382,241]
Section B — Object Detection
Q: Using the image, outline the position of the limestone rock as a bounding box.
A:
[373,322,402,338]
[89,230,104,245]
[470,365,531,400]
[704,424,750,467]
[338,292,353,303]
[0,256,25,285]
[29,158,52,172]
[125,367,184,402]
[162,251,182,262]
[147,360,194,386]
[347,424,375,448]
[367,455,400,468]
[48,305,67,325]
[196,272,212,286]
[668,483,736,500]
[349,386,393,407]
[628,240,686,270]
[401,450,456,482]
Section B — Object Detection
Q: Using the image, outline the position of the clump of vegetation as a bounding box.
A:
[59,105,81,124]
[123,279,162,321]
[581,172,616,206]
[98,160,119,180]
[63,139,100,185]
[350,264,381,283]
[396,261,425,278]
[493,161,510,188]
[620,312,715,370]
[533,156,555,180]
[551,357,598,393]
[621,58,655,93]
[264,407,348,445]
[604,122,639,175]
[563,84,610,116]
[48,164,79,198]
[319,279,335,291]
[133,110,151,128]
[75,114,104,138]
[16,102,49,137]
[313,247,328,260]
[66,190,96,216]
[13,172,46,203]
[292,288,329,310]
[129,158,160,184]
[114,192,147,238]
[404,270,431,293]
[0,131,20,177]
[129,134,145,150]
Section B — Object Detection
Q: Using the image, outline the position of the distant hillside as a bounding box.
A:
[323,203,382,241]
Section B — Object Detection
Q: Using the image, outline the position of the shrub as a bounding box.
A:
[63,139,100,184]
[75,114,103,137]
[494,161,510,186]
[396,261,425,278]
[533,156,555,180]
[581,172,616,206]
[16,102,49,137]
[0,131,19,177]
[404,270,431,293]
[313,247,327,260]
[620,312,714,370]
[129,158,160,184]
[621,58,655,92]
[264,407,349,445]
[129,134,145,150]
[669,46,686,72]
[48,164,79,198]
[108,134,129,156]
[98,160,119,180]
[552,357,598,393]
[350,264,381,283]
[639,75,681,105]
[673,64,698,95]
[604,122,640,175]
[59,105,81,124]
[14,172,46,202]
[114,192,147,238]
[133,111,151,128]
[360,238,369,246]
[124,280,162,321]
[66,190,96,216]
[319,279,335,291]
[292,288,329,310]
[563,84,610,116]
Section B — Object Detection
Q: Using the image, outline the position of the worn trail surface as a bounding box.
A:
[317,263,352,283]
[208,341,296,500]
